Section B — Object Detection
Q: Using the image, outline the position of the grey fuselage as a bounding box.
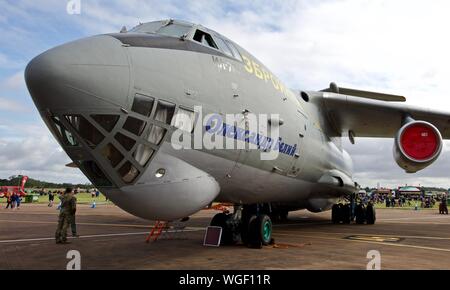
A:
[25,20,354,220]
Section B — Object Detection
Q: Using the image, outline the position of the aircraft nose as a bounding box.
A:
[25,35,131,112]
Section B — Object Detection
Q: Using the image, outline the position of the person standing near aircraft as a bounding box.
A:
[55,188,77,244]
[48,191,54,207]
[5,193,13,209]
[15,194,21,210]
[11,192,17,209]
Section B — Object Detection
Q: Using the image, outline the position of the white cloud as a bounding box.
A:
[0,52,22,69]
[0,53,7,65]
[0,97,29,113]
[0,129,89,184]
[344,138,450,188]
[2,71,25,89]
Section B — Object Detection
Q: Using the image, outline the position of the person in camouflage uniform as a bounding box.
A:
[55,188,77,244]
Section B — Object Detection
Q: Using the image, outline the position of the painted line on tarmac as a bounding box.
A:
[0,232,146,244]
[274,216,450,228]
[0,219,204,231]
[0,219,151,229]
[0,228,204,244]
[0,211,121,217]
[273,232,450,253]
[381,221,450,225]
[273,222,330,227]
[281,230,450,241]
[379,216,450,221]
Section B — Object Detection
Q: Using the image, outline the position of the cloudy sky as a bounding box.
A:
[1,0,450,188]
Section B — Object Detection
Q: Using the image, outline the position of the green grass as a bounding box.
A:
[374,202,440,210]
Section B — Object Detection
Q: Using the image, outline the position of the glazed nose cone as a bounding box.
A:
[25,35,131,113]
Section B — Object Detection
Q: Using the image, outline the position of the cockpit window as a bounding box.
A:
[224,40,243,61]
[214,37,234,58]
[193,30,218,49]
[154,100,176,125]
[157,23,192,38]
[130,21,165,34]
[131,20,192,38]
[132,94,154,117]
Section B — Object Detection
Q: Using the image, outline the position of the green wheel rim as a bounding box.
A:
[263,220,272,241]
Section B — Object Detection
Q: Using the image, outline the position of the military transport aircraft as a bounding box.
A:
[25,19,450,248]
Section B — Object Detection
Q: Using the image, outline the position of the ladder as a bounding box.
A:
[146,221,166,243]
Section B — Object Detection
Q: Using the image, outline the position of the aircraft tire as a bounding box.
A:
[210,213,235,245]
[257,215,273,246]
[331,204,342,224]
[366,204,376,225]
[355,204,366,224]
[246,215,262,248]
[342,204,351,224]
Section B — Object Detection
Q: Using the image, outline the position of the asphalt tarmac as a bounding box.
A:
[1,203,449,269]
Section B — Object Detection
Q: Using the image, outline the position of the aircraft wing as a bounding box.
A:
[319,89,450,139]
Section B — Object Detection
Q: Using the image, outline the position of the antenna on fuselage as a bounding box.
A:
[164,19,174,27]
[179,33,188,41]
[120,26,127,33]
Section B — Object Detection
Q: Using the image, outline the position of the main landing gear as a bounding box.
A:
[331,192,376,225]
[332,202,376,225]
[210,204,274,248]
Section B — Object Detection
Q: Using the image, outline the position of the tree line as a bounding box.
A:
[0,175,92,189]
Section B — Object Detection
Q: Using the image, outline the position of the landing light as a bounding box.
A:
[155,168,166,178]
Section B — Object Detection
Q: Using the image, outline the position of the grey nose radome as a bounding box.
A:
[25,35,131,112]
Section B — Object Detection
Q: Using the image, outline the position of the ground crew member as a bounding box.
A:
[55,188,77,244]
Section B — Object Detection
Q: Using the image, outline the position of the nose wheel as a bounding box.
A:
[210,204,274,248]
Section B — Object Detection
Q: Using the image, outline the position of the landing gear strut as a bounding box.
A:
[332,192,376,225]
[332,201,376,225]
[210,204,274,248]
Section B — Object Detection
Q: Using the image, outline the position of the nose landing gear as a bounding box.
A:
[210,204,274,248]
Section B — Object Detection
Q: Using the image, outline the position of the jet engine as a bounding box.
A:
[393,120,443,173]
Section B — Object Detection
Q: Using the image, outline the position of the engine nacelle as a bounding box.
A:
[393,120,443,173]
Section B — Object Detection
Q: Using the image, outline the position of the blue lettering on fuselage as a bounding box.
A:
[205,114,297,157]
